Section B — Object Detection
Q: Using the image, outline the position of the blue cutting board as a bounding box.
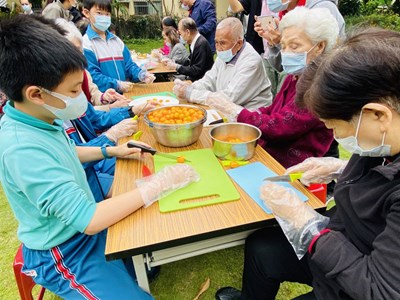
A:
[154,149,240,213]
[227,162,308,214]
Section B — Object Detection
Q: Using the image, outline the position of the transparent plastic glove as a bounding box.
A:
[136,164,200,207]
[166,61,177,70]
[206,92,243,122]
[285,157,347,186]
[104,118,138,142]
[173,81,192,99]
[117,80,134,93]
[260,181,330,259]
[161,57,172,65]
[102,88,129,104]
[138,70,156,84]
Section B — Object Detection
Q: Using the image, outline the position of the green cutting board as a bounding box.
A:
[154,149,240,213]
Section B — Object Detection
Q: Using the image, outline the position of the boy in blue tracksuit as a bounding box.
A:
[0,15,198,299]
[82,0,156,93]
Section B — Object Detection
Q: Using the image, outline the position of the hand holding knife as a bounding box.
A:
[127,141,191,162]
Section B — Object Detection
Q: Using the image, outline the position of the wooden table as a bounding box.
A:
[149,62,177,75]
[106,82,326,292]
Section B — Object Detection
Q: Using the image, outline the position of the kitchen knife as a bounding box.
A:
[263,172,303,182]
[127,141,191,162]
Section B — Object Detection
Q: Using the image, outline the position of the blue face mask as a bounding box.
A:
[94,15,111,32]
[21,4,31,12]
[281,44,317,75]
[217,41,238,63]
[267,0,290,13]
[166,42,172,47]
[335,111,391,157]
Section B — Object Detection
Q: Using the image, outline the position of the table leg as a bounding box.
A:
[132,254,150,293]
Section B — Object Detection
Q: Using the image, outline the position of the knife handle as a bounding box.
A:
[127,141,157,155]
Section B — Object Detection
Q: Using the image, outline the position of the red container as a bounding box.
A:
[307,183,327,203]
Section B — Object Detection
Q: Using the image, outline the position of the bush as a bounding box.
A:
[360,0,382,15]
[114,15,163,40]
[339,0,361,16]
[345,12,400,31]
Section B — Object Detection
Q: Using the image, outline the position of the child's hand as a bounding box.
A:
[105,119,137,142]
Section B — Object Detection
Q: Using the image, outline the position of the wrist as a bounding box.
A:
[308,228,331,255]
[101,144,112,159]
[100,93,108,104]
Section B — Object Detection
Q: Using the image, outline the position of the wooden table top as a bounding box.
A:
[105,82,326,260]
[149,62,177,75]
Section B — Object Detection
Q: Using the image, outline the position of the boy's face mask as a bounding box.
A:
[93,15,111,32]
[41,88,88,120]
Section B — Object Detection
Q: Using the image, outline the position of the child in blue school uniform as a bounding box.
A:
[82,0,156,93]
[0,15,199,299]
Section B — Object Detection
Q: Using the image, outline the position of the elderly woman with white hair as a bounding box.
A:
[215,7,339,300]
[208,7,338,170]
[173,17,272,110]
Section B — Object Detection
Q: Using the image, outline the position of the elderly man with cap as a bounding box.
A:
[173,17,272,110]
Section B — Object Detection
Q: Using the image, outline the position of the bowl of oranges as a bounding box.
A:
[209,123,261,160]
[144,104,207,147]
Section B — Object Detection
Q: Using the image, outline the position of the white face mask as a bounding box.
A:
[181,3,190,10]
[217,41,238,63]
[335,111,391,157]
[41,88,88,120]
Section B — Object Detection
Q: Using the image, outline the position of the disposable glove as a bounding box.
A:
[117,80,134,93]
[102,88,129,104]
[206,92,243,122]
[138,70,156,84]
[285,157,347,186]
[173,81,193,100]
[166,61,178,70]
[136,164,200,207]
[104,118,138,143]
[260,181,329,259]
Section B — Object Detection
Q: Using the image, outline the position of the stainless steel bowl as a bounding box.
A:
[209,123,261,160]
[144,104,207,147]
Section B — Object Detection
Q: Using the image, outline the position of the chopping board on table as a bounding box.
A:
[227,162,308,214]
[154,149,240,213]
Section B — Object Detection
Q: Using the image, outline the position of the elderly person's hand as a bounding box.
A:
[136,164,200,207]
[166,61,178,70]
[172,79,192,99]
[254,16,281,46]
[161,57,172,66]
[285,157,347,186]
[206,92,243,122]
[260,181,330,258]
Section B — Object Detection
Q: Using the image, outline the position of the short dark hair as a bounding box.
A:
[0,15,87,102]
[162,16,177,30]
[297,27,400,121]
[83,0,112,13]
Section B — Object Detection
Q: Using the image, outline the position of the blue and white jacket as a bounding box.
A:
[83,25,143,93]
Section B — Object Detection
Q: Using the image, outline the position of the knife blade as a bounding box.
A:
[263,172,303,182]
[127,141,191,162]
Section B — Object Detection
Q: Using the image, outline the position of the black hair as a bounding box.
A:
[0,15,87,102]
[83,0,112,13]
[162,16,177,30]
[296,27,400,121]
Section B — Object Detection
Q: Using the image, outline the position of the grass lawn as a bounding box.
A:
[0,39,351,299]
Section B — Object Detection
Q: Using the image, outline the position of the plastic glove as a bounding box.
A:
[138,70,156,84]
[166,61,177,70]
[285,157,347,186]
[260,181,330,259]
[136,164,200,207]
[161,57,172,65]
[131,101,158,116]
[206,92,243,122]
[102,88,129,104]
[104,118,138,142]
[173,82,193,100]
[117,81,134,93]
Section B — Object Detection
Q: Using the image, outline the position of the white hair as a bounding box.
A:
[54,18,83,45]
[279,7,339,53]
[217,17,244,40]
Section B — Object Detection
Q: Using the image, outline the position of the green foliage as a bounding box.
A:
[124,38,163,53]
[345,12,400,31]
[360,0,382,15]
[114,15,163,40]
[339,0,361,16]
